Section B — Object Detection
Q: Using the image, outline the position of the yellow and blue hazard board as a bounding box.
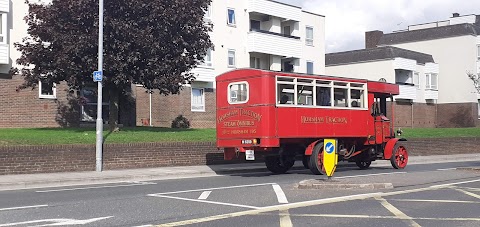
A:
[323,139,338,177]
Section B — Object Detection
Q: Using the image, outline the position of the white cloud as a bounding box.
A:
[277,0,480,53]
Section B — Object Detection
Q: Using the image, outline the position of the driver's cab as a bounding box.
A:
[371,94,394,144]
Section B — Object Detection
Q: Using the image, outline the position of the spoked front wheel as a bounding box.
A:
[390,143,408,169]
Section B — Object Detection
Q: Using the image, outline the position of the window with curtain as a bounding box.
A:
[191,88,205,111]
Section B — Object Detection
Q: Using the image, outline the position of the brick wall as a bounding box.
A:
[1,138,479,175]
[393,101,437,128]
[437,102,477,128]
[0,75,80,128]
[135,86,216,128]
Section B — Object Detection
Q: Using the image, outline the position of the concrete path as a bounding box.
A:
[0,153,479,191]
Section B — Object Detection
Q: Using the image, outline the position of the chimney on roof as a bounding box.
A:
[365,30,384,49]
[452,13,460,17]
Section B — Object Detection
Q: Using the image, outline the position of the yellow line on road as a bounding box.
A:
[388,199,480,204]
[279,209,292,227]
[277,213,480,221]
[375,197,421,227]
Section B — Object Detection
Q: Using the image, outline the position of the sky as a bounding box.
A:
[277,0,480,53]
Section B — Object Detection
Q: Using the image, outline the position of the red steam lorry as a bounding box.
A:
[216,69,408,175]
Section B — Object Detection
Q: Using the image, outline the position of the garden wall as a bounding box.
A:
[0,138,479,175]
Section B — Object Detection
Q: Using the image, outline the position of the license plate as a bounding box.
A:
[245,150,255,161]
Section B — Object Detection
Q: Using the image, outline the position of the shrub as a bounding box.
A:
[171,115,190,128]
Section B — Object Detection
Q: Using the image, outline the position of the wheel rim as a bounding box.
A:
[394,146,408,168]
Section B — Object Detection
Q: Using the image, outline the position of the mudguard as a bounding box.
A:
[384,138,407,159]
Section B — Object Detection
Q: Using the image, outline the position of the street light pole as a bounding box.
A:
[96,0,104,172]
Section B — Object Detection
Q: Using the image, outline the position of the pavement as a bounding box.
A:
[0,153,479,191]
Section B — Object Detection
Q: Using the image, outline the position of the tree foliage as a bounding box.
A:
[467,71,480,93]
[12,0,213,130]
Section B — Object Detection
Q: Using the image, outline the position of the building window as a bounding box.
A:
[191,88,205,112]
[305,26,313,46]
[477,45,480,61]
[250,20,260,30]
[0,13,6,44]
[307,61,314,74]
[228,82,249,104]
[228,50,236,67]
[204,5,211,21]
[80,87,109,122]
[38,79,56,99]
[250,57,261,69]
[426,73,438,90]
[413,72,420,88]
[201,48,212,67]
[227,8,235,26]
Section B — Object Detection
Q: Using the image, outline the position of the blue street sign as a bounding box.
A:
[93,71,103,82]
[325,142,335,154]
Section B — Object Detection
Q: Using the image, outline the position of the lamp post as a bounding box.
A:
[96,0,104,172]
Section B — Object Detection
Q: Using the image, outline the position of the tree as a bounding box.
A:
[11,0,213,131]
[467,71,480,93]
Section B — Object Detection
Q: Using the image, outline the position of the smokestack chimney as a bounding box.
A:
[365,30,384,49]
[452,13,460,18]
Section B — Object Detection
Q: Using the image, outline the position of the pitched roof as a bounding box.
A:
[326,46,434,66]
[379,23,480,45]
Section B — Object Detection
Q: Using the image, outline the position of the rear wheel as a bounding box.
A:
[302,155,310,169]
[308,142,325,175]
[265,156,295,174]
[390,143,408,169]
[355,160,371,169]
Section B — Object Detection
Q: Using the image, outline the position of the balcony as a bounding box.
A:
[424,89,438,100]
[191,66,215,82]
[395,84,417,100]
[247,29,302,58]
[248,0,302,21]
[0,44,8,64]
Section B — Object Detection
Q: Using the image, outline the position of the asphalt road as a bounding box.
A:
[0,161,479,227]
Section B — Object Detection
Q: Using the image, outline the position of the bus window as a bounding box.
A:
[316,87,331,106]
[350,89,364,108]
[297,85,313,106]
[334,88,348,107]
[228,82,249,104]
[278,84,294,104]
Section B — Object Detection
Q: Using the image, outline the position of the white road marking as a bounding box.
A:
[36,182,156,193]
[388,199,480,204]
[272,184,289,204]
[334,172,407,179]
[0,204,48,212]
[454,188,480,200]
[456,186,480,192]
[150,194,260,209]
[198,191,212,200]
[148,183,276,196]
[0,216,113,227]
[437,168,457,171]
[375,197,421,227]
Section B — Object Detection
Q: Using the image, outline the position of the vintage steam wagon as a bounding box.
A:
[216,69,408,175]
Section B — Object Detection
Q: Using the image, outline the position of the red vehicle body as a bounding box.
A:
[216,69,408,174]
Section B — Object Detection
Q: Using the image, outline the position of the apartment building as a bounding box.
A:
[326,46,439,128]
[365,13,480,128]
[0,0,325,128]
[136,0,325,128]
[327,13,480,128]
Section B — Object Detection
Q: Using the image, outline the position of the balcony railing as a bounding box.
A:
[250,28,300,40]
[247,30,302,58]
[424,89,438,100]
[395,84,417,100]
[248,0,302,21]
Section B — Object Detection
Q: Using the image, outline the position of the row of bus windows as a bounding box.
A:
[277,83,365,108]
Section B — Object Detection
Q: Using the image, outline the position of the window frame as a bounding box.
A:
[227,81,249,105]
[413,71,420,88]
[79,87,110,122]
[425,73,438,90]
[276,76,368,110]
[228,49,236,68]
[305,26,314,46]
[0,13,6,44]
[306,61,314,74]
[227,8,236,26]
[38,79,57,99]
[204,4,212,21]
[477,45,480,61]
[200,48,213,67]
[191,87,206,112]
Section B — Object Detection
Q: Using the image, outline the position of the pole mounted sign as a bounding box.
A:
[323,139,338,177]
[93,71,103,82]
